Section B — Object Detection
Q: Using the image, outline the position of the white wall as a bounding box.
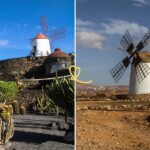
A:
[129,63,150,94]
[32,39,51,57]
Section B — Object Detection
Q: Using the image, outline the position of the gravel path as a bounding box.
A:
[8,114,74,150]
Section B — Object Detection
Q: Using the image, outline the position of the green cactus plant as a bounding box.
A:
[48,100,62,115]
[0,104,14,144]
[46,77,74,123]
[20,106,26,115]
[8,105,13,115]
[12,100,19,114]
[35,88,50,114]
[35,97,49,114]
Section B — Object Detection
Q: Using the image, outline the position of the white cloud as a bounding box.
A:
[77,18,105,50]
[77,18,94,27]
[132,0,149,7]
[76,18,149,50]
[0,40,9,46]
[101,19,148,35]
[77,31,105,50]
[76,18,97,32]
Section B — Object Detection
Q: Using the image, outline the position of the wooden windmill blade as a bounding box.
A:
[48,27,66,50]
[133,52,150,82]
[48,27,66,41]
[111,28,150,85]
[111,30,134,83]
[40,16,66,50]
[134,63,150,83]
[120,30,134,54]
[41,16,49,36]
[131,29,150,82]
[110,57,131,83]
[136,29,150,51]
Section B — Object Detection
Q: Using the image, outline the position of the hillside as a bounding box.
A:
[77,83,128,99]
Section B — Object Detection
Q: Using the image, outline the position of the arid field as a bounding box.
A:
[76,84,150,150]
[77,101,150,150]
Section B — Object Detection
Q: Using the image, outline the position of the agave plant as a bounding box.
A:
[46,77,74,123]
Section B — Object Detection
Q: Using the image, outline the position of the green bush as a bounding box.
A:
[0,81,18,103]
[46,77,74,123]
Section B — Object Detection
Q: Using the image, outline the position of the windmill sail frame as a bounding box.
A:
[41,16,66,50]
[110,29,150,83]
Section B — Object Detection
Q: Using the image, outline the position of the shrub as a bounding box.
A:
[46,77,74,123]
[0,81,18,103]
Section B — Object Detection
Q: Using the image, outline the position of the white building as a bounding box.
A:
[129,51,150,94]
[31,33,51,57]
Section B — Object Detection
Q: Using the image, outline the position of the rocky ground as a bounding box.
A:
[77,101,150,150]
[77,100,150,111]
[7,114,74,150]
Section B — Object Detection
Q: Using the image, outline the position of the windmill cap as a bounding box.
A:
[136,51,150,63]
[35,33,48,39]
[50,48,70,58]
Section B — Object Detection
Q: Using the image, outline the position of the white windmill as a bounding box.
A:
[31,33,51,57]
[30,16,65,57]
[110,29,150,95]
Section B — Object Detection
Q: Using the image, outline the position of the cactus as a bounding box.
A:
[46,77,74,123]
[20,106,26,115]
[47,98,61,115]
[36,97,50,114]
[0,104,14,144]
[35,88,50,114]
[8,105,13,115]
[12,100,19,114]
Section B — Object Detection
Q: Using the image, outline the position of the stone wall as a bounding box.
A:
[18,90,43,110]
[0,56,46,81]
[0,55,73,81]
[0,55,72,111]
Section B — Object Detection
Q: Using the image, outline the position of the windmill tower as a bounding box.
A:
[110,29,150,95]
[31,33,51,57]
[30,16,65,57]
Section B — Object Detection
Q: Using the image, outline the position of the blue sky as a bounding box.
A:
[0,0,74,60]
[77,0,150,86]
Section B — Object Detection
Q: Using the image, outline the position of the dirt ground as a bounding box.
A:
[77,101,150,150]
[8,114,74,150]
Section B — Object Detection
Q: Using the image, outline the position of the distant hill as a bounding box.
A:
[77,83,128,96]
